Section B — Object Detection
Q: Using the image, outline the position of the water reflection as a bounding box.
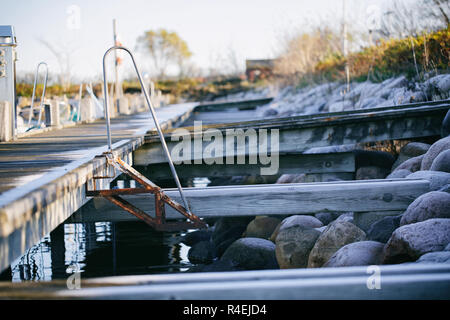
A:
[5,221,192,282]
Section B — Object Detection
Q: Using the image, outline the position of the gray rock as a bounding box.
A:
[181,229,214,246]
[421,136,450,170]
[188,241,216,264]
[335,212,354,224]
[406,170,450,191]
[307,221,366,268]
[367,215,402,243]
[430,149,450,173]
[383,218,450,264]
[270,215,323,242]
[275,225,321,268]
[445,243,450,251]
[392,142,430,170]
[415,251,450,264]
[244,216,281,240]
[354,211,403,232]
[394,155,424,173]
[386,169,412,179]
[221,238,279,270]
[323,241,385,267]
[400,191,450,226]
[425,74,450,100]
[314,212,340,225]
[439,184,450,193]
[356,166,390,180]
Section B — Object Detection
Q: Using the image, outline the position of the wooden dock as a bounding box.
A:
[0,103,196,272]
[0,98,449,298]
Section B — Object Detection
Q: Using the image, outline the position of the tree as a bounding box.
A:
[136,29,192,79]
[39,38,75,90]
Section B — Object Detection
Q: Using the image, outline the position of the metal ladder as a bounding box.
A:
[86,46,206,231]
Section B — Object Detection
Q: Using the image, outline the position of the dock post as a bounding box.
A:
[50,99,61,128]
[118,96,130,115]
[0,101,13,141]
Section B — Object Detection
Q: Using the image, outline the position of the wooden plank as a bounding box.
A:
[135,102,449,164]
[68,179,430,223]
[1,264,447,299]
[134,152,355,178]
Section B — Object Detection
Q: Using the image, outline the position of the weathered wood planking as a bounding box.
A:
[134,152,355,179]
[1,264,448,299]
[0,103,197,272]
[68,179,430,223]
[136,102,449,165]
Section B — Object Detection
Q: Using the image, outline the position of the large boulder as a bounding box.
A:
[188,241,216,264]
[323,241,385,267]
[244,216,281,239]
[383,218,450,264]
[367,215,402,243]
[430,149,450,173]
[400,191,450,226]
[275,225,321,268]
[393,155,424,173]
[307,221,366,268]
[406,170,450,191]
[392,142,430,170]
[420,136,450,170]
[221,238,279,270]
[415,251,450,264]
[354,211,402,232]
[270,215,323,242]
[386,169,412,179]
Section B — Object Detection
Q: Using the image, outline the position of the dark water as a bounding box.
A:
[1,220,193,282]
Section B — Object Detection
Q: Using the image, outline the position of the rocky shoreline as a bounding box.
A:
[180,112,450,272]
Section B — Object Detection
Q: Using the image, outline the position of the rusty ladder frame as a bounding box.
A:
[86,46,207,231]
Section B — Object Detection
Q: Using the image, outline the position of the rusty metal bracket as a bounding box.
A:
[87,152,207,231]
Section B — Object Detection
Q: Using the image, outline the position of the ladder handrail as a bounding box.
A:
[102,45,192,214]
[27,62,48,128]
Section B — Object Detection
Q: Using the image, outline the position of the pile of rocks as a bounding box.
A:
[183,111,450,271]
[257,74,450,118]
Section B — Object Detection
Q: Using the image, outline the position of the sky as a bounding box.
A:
[0,0,398,82]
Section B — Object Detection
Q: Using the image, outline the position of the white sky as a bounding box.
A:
[0,0,400,81]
